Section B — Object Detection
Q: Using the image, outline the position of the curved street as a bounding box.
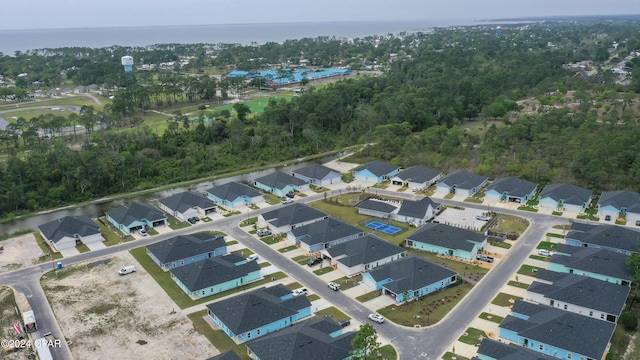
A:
[0,187,568,360]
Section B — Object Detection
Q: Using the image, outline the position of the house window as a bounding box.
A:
[539,344,543,350]
[567,354,572,359]
[247,332,251,339]
[257,329,261,335]
[589,311,593,317]
[601,314,605,319]
[180,260,184,266]
[563,304,568,310]
[201,290,205,296]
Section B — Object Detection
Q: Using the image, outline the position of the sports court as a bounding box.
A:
[364,220,402,235]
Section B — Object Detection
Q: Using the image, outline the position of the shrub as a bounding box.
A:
[620,311,638,331]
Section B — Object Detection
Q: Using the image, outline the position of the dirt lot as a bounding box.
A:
[0,234,41,273]
[41,252,218,360]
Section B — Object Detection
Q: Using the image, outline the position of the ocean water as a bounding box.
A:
[0,19,475,55]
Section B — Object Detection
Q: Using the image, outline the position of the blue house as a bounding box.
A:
[405,223,488,261]
[171,253,261,299]
[499,300,615,360]
[539,183,592,213]
[390,165,443,190]
[598,190,640,225]
[246,317,357,360]
[207,284,312,344]
[105,202,167,234]
[565,221,640,255]
[362,255,458,303]
[484,177,538,204]
[288,217,364,253]
[254,172,309,197]
[476,338,561,360]
[146,232,227,271]
[206,182,264,209]
[292,164,342,187]
[548,244,632,286]
[435,171,488,197]
[352,161,400,183]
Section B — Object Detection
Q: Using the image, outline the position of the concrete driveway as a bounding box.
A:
[59,247,79,257]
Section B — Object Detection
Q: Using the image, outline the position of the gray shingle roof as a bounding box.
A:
[393,165,442,184]
[539,183,592,206]
[477,338,557,360]
[407,223,486,252]
[146,233,226,264]
[367,255,457,294]
[566,222,640,254]
[261,203,328,228]
[158,191,216,213]
[291,218,364,246]
[354,199,399,214]
[327,234,405,267]
[206,284,311,334]
[550,247,632,281]
[528,269,630,315]
[397,197,438,219]
[246,317,356,360]
[501,301,615,359]
[486,177,538,197]
[598,190,640,213]
[206,182,262,202]
[438,171,488,190]
[292,164,340,180]
[170,253,260,292]
[106,202,166,227]
[38,215,100,243]
[254,172,307,190]
[206,351,241,360]
[353,160,400,177]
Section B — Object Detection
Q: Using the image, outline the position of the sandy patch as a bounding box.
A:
[0,234,41,273]
[41,252,218,360]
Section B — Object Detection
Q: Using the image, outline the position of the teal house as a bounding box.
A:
[405,223,487,261]
[254,172,309,197]
[206,181,264,209]
[170,253,261,299]
[352,161,400,183]
[207,284,312,344]
[146,232,227,271]
[105,201,167,234]
[548,244,632,286]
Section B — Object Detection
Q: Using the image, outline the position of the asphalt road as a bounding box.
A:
[0,188,567,360]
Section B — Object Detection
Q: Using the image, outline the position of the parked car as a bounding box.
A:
[137,228,147,236]
[605,215,612,221]
[636,220,640,227]
[187,216,200,224]
[285,191,295,198]
[476,214,492,221]
[247,254,259,262]
[538,249,550,256]
[307,257,323,267]
[281,197,293,204]
[368,313,385,324]
[118,265,137,275]
[257,229,272,237]
[292,288,308,296]
[476,254,494,263]
[338,319,351,327]
[328,282,340,291]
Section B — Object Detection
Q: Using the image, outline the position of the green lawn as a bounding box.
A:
[517,264,541,276]
[278,245,298,253]
[329,275,362,291]
[457,327,487,346]
[488,241,512,249]
[491,292,523,307]
[187,310,250,360]
[491,214,530,235]
[442,352,469,360]
[379,345,398,360]
[239,217,258,227]
[307,294,320,302]
[34,232,64,261]
[529,255,550,261]
[314,306,350,321]
[213,96,292,114]
[260,235,281,245]
[507,281,529,289]
[479,312,504,323]
[409,249,488,278]
[536,241,558,250]
[356,291,381,303]
[313,266,334,275]
[546,232,564,238]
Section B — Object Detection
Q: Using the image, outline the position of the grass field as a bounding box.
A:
[214,96,292,114]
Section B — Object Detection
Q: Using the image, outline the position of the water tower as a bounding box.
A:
[495,26,502,37]
[121,56,134,72]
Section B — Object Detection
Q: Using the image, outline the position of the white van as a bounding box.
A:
[118,265,137,275]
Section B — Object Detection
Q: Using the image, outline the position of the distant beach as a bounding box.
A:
[0,19,478,55]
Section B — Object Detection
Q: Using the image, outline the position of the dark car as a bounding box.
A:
[307,257,323,267]
[338,319,351,327]
[285,191,295,198]
[187,216,200,224]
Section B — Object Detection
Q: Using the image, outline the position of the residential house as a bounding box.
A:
[499,300,615,360]
[565,221,640,255]
[598,190,640,225]
[435,171,488,197]
[146,232,227,271]
[484,177,538,204]
[549,244,632,286]
[475,338,558,360]
[105,202,167,234]
[258,203,328,234]
[206,182,264,209]
[246,317,357,360]
[38,215,102,251]
[254,172,309,197]
[538,183,592,213]
[288,217,364,253]
[171,253,261,299]
[292,164,342,186]
[405,223,488,261]
[390,165,443,190]
[206,284,312,344]
[354,199,399,219]
[158,191,217,221]
[325,234,407,277]
[527,269,630,323]
[206,351,241,360]
[362,255,458,303]
[352,161,400,183]
[395,197,439,225]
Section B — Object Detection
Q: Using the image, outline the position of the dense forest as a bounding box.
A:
[1,19,640,219]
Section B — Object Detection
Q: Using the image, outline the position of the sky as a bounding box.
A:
[2,0,640,30]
